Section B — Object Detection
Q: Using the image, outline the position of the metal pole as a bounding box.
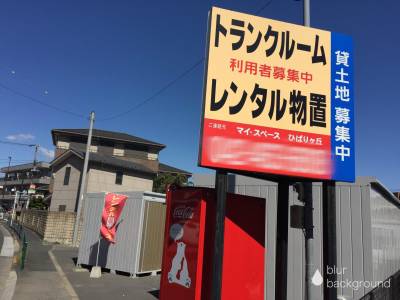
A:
[10,191,18,226]
[322,181,337,300]
[275,182,289,300]
[31,144,39,172]
[96,237,101,267]
[304,0,310,27]
[211,170,227,300]
[303,2,314,300]
[26,195,30,210]
[303,183,314,300]
[72,111,95,246]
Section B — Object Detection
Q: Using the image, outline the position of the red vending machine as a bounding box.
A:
[160,187,265,300]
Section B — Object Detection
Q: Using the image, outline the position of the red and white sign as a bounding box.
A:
[100,193,128,243]
[160,188,206,300]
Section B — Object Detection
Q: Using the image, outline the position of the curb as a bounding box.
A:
[0,223,18,300]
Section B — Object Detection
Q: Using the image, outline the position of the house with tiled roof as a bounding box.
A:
[49,128,190,212]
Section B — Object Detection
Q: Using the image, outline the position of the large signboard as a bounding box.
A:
[199,7,355,182]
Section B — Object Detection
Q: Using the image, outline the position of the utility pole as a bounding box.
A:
[32,144,39,171]
[303,1,315,300]
[2,156,12,200]
[72,111,95,246]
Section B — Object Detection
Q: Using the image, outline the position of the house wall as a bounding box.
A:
[55,137,159,172]
[86,165,153,193]
[50,156,83,212]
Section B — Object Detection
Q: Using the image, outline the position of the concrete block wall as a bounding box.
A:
[20,209,48,237]
[44,211,77,244]
[20,209,82,245]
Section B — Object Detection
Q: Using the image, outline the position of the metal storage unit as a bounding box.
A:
[192,174,400,300]
[77,191,166,276]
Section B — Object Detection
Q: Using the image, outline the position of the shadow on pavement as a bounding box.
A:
[148,289,160,299]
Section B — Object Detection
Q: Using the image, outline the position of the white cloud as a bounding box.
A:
[39,147,55,160]
[6,133,35,141]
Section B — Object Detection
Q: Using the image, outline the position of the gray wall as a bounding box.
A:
[192,174,400,300]
[50,156,83,212]
[50,158,154,212]
[86,165,153,194]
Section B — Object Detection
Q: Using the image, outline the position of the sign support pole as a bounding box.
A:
[275,182,289,300]
[211,170,227,300]
[302,2,317,299]
[322,181,337,300]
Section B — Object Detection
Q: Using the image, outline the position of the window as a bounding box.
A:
[89,145,98,153]
[64,167,71,185]
[113,144,125,157]
[57,141,70,150]
[58,205,66,212]
[115,171,123,185]
[147,153,158,160]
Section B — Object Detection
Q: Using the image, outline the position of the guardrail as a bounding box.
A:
[7,217,29,270]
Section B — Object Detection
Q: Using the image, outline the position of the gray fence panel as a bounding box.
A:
[340,185,354,299]
[192,174,400,300]
[370,184,400,283]
[351,185,366,299]
[77,193,105,267]
[361,184,374,295]
[77,191,147,275]
[106,191,144,274]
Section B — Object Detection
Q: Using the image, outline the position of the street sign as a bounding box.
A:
[199,7,355,182]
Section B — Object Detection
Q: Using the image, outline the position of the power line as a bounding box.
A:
[0,2,274,123]
[255,0,274,14]
[98,1,274,122]
[0,82,86,119]
[0,140,36,147]
[98,58,204,121]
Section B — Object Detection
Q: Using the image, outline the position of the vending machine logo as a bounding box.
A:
[168,223,191,288]
[173,206,194,219]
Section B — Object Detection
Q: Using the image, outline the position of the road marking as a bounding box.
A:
[0,237,14,257]
[48,248,79,300]
[0,271,17,300]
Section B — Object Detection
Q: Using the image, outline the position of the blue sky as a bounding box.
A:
[0,0,399,191]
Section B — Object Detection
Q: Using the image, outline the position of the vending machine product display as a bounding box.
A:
[159,186,265,300]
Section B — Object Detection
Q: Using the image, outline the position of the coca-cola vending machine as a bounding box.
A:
[160,186,265,300]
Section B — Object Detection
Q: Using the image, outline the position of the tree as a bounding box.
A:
[153,173,189,194]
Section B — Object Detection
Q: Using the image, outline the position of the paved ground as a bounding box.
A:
[12,228,73,300]
[52,246,160,300]
[11,226,161,300]
[0,222,15,299]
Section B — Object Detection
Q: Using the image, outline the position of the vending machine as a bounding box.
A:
[160,186,265,300]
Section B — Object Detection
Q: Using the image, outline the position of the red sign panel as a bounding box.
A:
[160,188,207,300]
[160,187,265,300]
